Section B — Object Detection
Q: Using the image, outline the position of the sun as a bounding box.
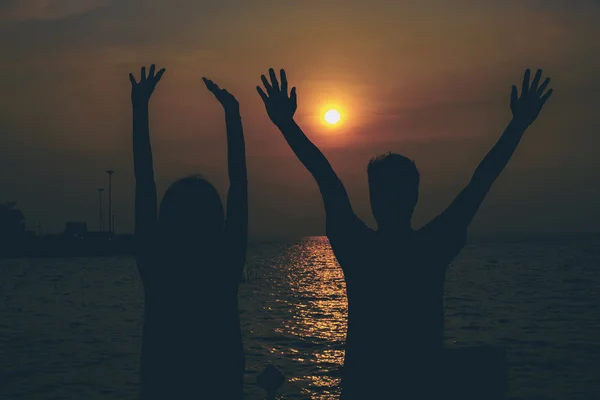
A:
[324,109,341,125]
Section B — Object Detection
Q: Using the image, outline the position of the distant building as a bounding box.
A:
[64,222,87,237]
[0,202,25,240]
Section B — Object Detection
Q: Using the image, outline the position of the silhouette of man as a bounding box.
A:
[257,68,552,398]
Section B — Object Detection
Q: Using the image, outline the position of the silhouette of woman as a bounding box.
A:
[130,65,248,399]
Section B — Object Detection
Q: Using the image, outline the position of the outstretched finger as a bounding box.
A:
[141,66,147,81]
[290,87,297,108]
[261,75,272,93]
[531,69,542,92]
[522,69,531,94]
[257,86,269,103]
[203,77,217,93]
[155,68,166,83]
[149,64,156,79]
[129,73,137,87]
[280,69,288,96]
[540,88,553,106]
[510,85,518,106]
[269,68,279,91]
[537,77,550,95]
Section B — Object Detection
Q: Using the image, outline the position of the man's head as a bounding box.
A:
[367,153,420,228]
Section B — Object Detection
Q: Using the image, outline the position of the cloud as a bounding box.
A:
[0,0,112,21]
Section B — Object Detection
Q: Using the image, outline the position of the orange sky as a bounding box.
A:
[1,0,599,237]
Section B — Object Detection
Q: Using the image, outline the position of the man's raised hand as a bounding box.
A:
[510,69,553,127]
[257,68,297,126]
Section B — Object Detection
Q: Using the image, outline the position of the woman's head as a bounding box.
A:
[158,175,224,254]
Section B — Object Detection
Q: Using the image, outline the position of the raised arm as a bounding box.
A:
[257,68,356,224]
[203,78,248,271]
[130,64,165,269]
[429,69,553,232]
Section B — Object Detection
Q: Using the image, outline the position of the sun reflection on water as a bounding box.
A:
[239,237,348,398]
[276,237,347,397]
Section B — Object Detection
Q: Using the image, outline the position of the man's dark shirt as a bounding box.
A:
[327,213,466,398]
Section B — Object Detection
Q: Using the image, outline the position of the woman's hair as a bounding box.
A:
[158,175,225,253]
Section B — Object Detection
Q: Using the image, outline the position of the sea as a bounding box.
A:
[0,235,599,400]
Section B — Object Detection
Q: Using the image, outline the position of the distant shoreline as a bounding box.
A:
[0,234,134,258]
[2,232,598,259]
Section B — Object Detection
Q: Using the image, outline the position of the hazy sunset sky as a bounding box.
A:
[1,0,599,238]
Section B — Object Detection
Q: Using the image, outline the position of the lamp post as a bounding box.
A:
[106,170,114,234]
[97,188,104,232]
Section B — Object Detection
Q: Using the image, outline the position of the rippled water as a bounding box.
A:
[1,235,599,399]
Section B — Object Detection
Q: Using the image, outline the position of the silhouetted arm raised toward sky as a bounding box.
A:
[257,68,356,223]
[130,64,165,273]
[203,78,248,272]
[429,69,553,232]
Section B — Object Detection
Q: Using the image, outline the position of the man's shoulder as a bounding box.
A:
[418,214,467,242]
[326,218,374,270]
[326,215,373,243]
[415,222,467,265]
